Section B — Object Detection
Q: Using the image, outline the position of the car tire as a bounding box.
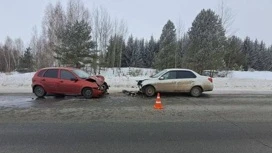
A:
[144,85,156,97]
[34,85,46,98]
[190,86,202,97]
[82,88,93,99]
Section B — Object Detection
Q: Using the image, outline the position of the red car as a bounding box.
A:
[31,67,109,99]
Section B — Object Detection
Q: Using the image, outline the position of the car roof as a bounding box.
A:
[39,67,78,71]
[165,68,194,72]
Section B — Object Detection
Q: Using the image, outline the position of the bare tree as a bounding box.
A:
[94,6,113,54]
[3,37,13,72]
[117,19,128,68]
[42,1,66,66]
[176,19,184,40]
[30,26,42,69]
[91,6,113,73]
[175,19,184,68]
[110,18,128,69]
[217,0,237,36]
[0,44,5,72]
[66,0,90,24]
[14,39,24,53]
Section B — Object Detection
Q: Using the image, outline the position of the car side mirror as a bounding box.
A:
[71,78,78,82]
[159,77,165,80]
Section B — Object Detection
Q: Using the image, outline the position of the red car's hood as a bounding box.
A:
[87,75,105,86]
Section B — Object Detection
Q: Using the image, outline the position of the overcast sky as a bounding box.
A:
[0,0,271,46]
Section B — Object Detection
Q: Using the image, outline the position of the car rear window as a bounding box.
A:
[43,69,59,78]
[37,69,46,77]
[177,71,197,79]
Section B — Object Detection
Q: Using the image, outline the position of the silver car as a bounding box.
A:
[137,69,213,97]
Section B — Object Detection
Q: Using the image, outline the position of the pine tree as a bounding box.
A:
[224,36,244,70]
[242,37,254,70]
[137,39,145,67]
[122,35,134,67]
[17,47,34,71]
[144,36,156,68]
[106,36,115,67]
[267,46,272,71]
[154,20,177,70]
[106,35,125,67]
[131,38,142,67]
[54,19,95,66]
[255,41,266,70]
[185,9,226,73]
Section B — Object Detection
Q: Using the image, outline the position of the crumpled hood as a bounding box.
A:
[87,75,105,86]
[136,77,151,85]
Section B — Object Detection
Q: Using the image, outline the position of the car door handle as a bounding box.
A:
[41,79,46,81]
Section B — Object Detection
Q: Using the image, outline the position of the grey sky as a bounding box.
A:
[0,0,272,46]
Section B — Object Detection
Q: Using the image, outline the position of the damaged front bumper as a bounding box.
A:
[137,80,144,92]
[99,82,110,94]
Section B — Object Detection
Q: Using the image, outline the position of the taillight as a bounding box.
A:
[208,77,213,83]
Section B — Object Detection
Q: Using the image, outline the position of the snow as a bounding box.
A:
[227,71,272,80]
[0,69,272,94]
[97,67,154,89]
[0,72,34,87]
[99,67,156,77]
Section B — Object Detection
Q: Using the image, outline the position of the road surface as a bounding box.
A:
[0,93,272,153]
[1,121,272,153]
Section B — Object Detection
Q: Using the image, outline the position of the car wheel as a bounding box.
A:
[144,86,156,97]
[82,88,93,99]
[190,86,202,97]
[34,86,46,98]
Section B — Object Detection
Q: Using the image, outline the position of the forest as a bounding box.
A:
[0,0,271,74]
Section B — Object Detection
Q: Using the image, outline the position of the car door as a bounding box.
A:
[41,69,59,93]
[154,71,178,92]
[176,71,197,92]
[58,69,81,94]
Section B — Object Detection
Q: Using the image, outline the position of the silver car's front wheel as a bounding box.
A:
[190,86,202,97]
[144,86,156,97]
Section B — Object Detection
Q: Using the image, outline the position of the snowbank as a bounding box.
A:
[99,67,156,77]
[0,72,34,87]
[0,69,272,93]
[228,71,272,80]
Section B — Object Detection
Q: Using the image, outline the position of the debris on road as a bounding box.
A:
[122,90,140,97]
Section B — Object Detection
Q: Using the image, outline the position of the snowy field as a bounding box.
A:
[0,68,272,94]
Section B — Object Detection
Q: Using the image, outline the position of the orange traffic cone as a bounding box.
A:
[154,93,163,109]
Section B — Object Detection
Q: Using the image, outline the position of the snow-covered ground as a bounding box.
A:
[0,68,272,94]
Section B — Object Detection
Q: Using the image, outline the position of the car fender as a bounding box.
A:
[140,79,160,87]
[32,83,46,92]
[80,81,99,90]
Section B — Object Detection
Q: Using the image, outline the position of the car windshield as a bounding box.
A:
[151,70,168,78]
[72,69,90,79]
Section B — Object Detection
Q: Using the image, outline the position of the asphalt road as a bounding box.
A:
[1,121,272,153]
[1,93,272,153]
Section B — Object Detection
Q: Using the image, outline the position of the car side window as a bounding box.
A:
[37,69,46,77]
[177,71,197,79]
[60,70,76,80]
[43,69,59,78]
[162,71,177,79]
